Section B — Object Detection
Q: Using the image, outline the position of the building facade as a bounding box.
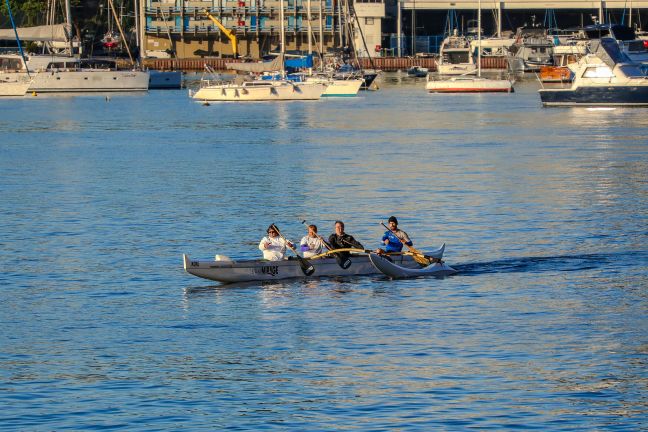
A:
[140,0,647,59]
[140,0,385,58]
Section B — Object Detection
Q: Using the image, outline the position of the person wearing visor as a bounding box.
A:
[259,224,293,261]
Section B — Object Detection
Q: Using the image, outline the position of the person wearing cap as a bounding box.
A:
[259,224,293,261]
[328,220,364,251]
[380,216,413,253]
[299,224,326,258]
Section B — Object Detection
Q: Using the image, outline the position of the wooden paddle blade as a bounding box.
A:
[412,253,431,266]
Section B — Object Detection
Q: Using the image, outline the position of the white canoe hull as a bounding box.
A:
[369,253,457,278]
[183,245,447,283]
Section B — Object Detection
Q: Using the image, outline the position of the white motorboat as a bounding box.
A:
[426,1,513,94]
[183,245,447,283]
[437,31,477,76]
[507,26,554,72]
[368,253,457,279]
[539,38,648,106]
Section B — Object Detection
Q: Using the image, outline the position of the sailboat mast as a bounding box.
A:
[65,0,74,55]
[280,0,286,77]
[318,0,324,56]
[134,0,140,53]
[477,0,481,77]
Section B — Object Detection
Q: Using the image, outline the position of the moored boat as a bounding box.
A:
[183,245,447,283]
[426,75,513,93]
[539,38,648,106]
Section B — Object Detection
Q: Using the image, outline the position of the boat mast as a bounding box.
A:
[478,0,481,77]
[65,0,74,55]
[134,0,140,56]
[108,0,135,64]
[280,0,286,78]
[307,0,313,74]
[319,0,324,57]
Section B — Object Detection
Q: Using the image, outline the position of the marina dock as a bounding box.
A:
[140,56,509,72]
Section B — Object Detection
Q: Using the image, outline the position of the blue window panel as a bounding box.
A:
[326,15,332,30]
[175,16,182,28]
[251,15,257,30]
[260,17,267,30]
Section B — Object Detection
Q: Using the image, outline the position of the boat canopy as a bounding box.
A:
[591,38,633,69]
[0,24,69,42]
[226,54,284,73]
[583,24,636,41]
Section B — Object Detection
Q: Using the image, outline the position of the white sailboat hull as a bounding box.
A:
[192,80,325,101]
[426,76,513,93]
[28,70,150,92]
[0,78,31,96]
[320,78,363,97]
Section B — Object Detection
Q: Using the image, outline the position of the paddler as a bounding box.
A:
[378,216,413,254]
[299,224,326,258]
[328,220,364,251]
[259,224,293,261]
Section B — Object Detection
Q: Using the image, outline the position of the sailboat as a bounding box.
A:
[0,0,149,93]
[191,0,325,102]
[0,0,31,96]
[426,0,513,93]
[302,0,363,97]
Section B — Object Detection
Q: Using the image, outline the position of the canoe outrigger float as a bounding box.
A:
[183,245,456,283]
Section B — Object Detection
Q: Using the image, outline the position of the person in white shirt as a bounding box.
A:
[259,224,293,261]
[299,224,326,258]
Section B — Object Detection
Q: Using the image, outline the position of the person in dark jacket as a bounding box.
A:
[328,220,364,251]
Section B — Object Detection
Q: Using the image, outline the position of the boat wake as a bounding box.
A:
[453,250,645,276]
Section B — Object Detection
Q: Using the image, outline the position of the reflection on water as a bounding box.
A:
[1,75,647,430]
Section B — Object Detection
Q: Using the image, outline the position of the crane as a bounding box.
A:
[204,10,239,58]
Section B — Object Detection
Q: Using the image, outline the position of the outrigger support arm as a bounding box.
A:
[204,10,238,58]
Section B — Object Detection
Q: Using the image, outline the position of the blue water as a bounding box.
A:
[1,76,647,430]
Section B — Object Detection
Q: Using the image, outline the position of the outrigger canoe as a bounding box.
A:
[368,253,457,279]
[183,245,448,283]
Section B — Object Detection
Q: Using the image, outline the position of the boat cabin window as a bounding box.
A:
[582,66,614,78]
[243,82,273,87]
[47,61,78,70]
[0,57,23,70]
[79,59,116,69]
[616,64,648,78]
[445,52,469,64]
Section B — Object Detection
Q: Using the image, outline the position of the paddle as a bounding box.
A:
[380,222,431,266]
[270,224,315,276]
[301,220,352,269]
